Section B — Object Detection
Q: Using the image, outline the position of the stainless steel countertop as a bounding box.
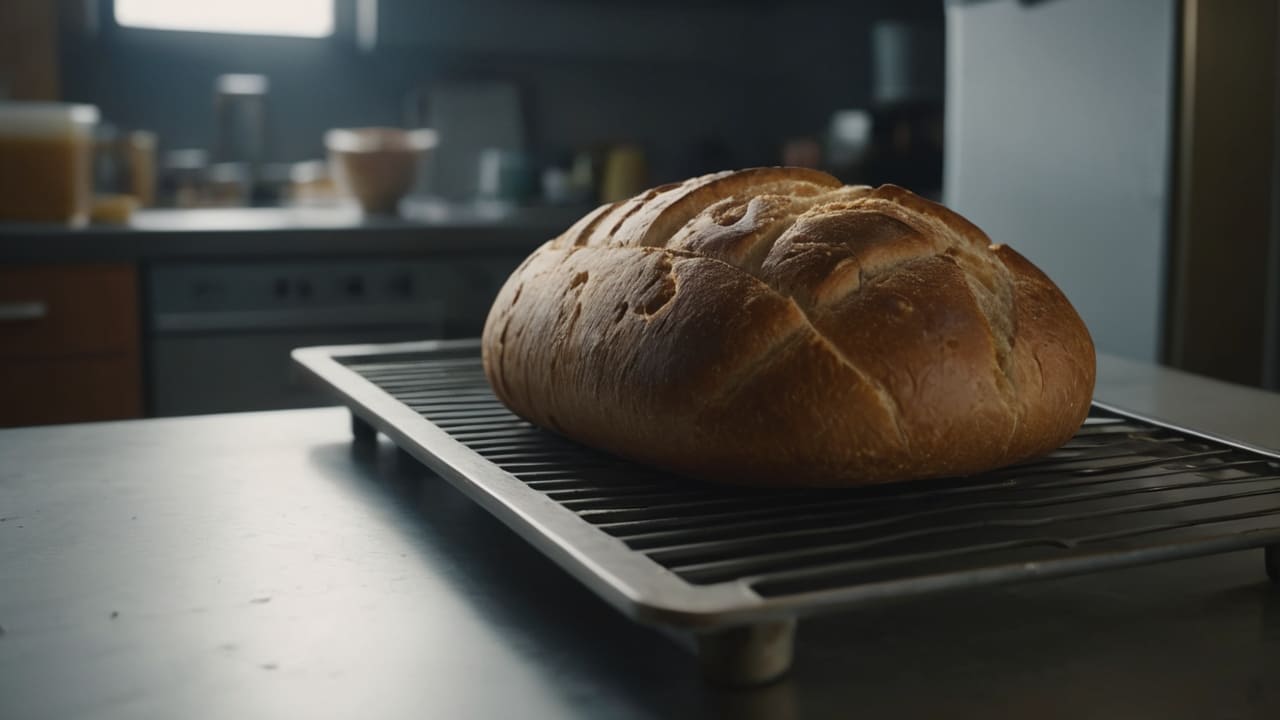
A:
[1,355,1279,719]
[0,205,581,262]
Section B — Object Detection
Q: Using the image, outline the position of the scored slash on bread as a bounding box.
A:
[482,167,1096,487]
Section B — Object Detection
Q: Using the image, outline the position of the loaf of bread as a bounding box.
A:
[481,168,1095,487]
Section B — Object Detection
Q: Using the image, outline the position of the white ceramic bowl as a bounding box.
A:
[325,127,436,214]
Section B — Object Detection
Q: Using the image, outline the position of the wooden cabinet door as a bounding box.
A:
[0,264,142,426]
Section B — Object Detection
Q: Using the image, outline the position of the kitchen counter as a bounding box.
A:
[0,204,566,423]
[2,355,1279,719]
[0,203,582,262]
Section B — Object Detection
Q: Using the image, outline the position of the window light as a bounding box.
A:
[114,0,334,38]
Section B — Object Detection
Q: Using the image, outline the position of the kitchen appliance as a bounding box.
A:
[294,339,1280,685]
[946,0,1279,388]
[406,83,525,202]
[147,258,518,416]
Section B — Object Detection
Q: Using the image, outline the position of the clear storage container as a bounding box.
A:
[0,103,99,226]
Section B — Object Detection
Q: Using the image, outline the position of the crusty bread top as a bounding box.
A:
[482,168,1096,486]
[549,167,1020,375]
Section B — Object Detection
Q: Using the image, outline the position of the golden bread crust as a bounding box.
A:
[482,168,1095,486]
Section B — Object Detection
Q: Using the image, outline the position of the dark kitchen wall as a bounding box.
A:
[58,0,940,184]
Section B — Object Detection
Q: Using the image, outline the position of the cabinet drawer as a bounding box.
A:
[0,354,142,427]
[0,264,139,358]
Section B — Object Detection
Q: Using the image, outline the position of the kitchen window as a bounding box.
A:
[113,0,335,38]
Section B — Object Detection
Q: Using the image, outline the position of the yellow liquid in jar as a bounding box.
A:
[0,134,93,225]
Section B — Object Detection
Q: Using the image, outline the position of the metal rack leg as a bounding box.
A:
[696,618,796,686]
[351,413,378,444]
[1267,545,1279,583]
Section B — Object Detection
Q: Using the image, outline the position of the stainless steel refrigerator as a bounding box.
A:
[944,0,1279,388]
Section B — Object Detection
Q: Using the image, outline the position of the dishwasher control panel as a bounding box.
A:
[148,255,524,334]
[150,258,513,312]
[145,254,527,416]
